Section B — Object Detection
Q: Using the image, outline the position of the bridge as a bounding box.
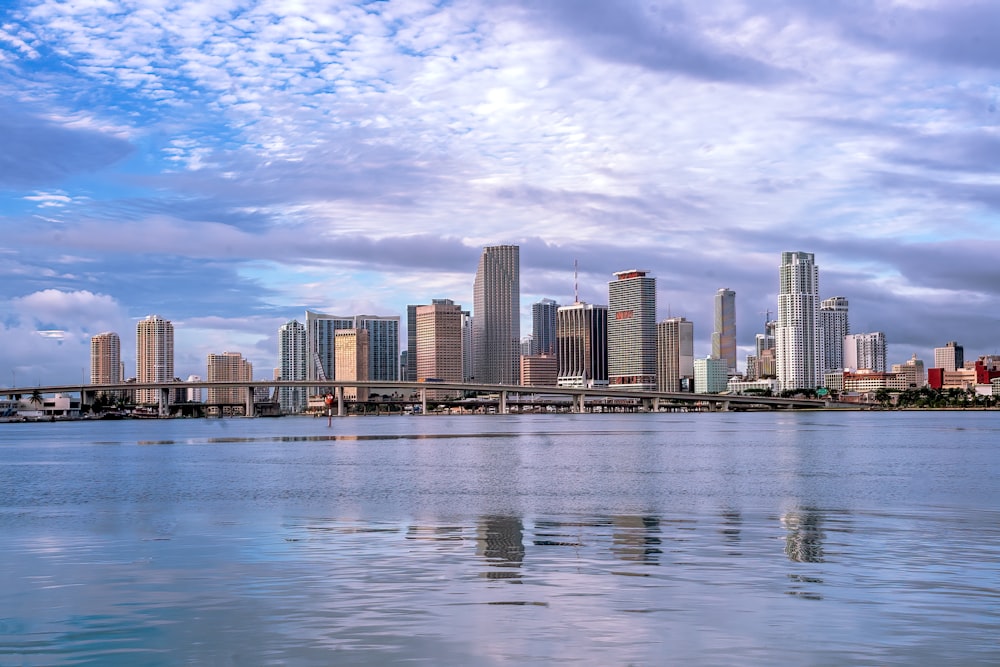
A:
[4,380,855,417]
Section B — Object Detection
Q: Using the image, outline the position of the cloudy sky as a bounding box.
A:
[2,0,999,386]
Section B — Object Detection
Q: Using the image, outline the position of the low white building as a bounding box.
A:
[726,378,779,395]
[694,356,729,394]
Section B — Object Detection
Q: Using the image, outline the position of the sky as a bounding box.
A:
[2,0,999,387]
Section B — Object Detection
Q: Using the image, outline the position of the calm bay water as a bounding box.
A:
[2,411,998,666]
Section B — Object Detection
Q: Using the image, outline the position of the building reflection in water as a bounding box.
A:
[781,508,825,563]
[477,516,524,581]
[611,515,662,565]
[720,510,742,556]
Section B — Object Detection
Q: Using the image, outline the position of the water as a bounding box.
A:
[2,411,998,665]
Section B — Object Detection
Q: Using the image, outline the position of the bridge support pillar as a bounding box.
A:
[245,386,256,418]
[652,397,660,412]
[720,401,729,412]
[81,389,95,413]
[421,387,427,416]
[337,386,345,417]
[159,387,170,418]
[499,391,508,415]
[572,393,584,413]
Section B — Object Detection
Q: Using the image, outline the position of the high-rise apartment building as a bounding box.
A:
[712,288,737,374]
[473,245,520,384]
[608,270,656,390]
[933,341,964,372]
[531,298,559,356]
[90,332,121,386]
[136,315,174,405]
[843,332,887,372]
[556,302,608,388]
[416,299,464,399]
[305,311,399,390]
[206,351,252,405]
[820,296,850,373]
[335,328,369,401]
[657,317,694,392]
[278,319,307,413]
[776,252,821,391]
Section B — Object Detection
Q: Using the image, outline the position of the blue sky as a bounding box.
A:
[1,0,998,386]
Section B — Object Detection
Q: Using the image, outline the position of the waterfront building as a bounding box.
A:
[405,305,418,381]
[531,298,559,356]
[776,252,821,391]
[416,299,464,399]
[843,332,887,373]
[933,341,964,372]
[712,289,737,374]
[90,332,121,387]
[334,328,369,402]
[185,375,203,403]
[136,315,174,405]
[305,311,399,391]
[278,319,307,413]
[656,317,694,392]
[461,310,474,382]
[891,354,926,388]
[843,370,911,393]
[206,352,252,405]
[819,296,850,374]
[608,269,657,390]
[727,377,779,395]
[520,354,558,387]
[473,244,520,384]
[694,356,729,394]
[556,301,608,388]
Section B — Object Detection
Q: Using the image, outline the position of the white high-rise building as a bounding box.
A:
[278,319,307,413]
[608,270,657,390]
[820,296,850,373]
[90,332,121,386]
[712,289,737,374]
[776,252,821,391]
[136,315,174,405]
[843,332,887,372]
[473,245,520,384]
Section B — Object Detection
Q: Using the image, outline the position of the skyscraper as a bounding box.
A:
[334,328,369,401]
[278,319,307,413]
[473,245,520,384]
[657,317,694,392]
[136,315,174,405]
[556,301,608,388]
[820,296,850,373]
[90,332,121,386]
[305,311,399,390]
[405,305,418,381]
[776,252,821,391]
[416,299,465,397]
[844,332,887,372]
[712,288,737,374]
[608,269,657,390]
[933,341,964,372]
[206,351,252,405]
[531,298,559,356]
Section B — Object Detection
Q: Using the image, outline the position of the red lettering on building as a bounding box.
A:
[615,310,634,320]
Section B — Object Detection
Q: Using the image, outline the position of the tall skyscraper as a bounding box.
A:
[776,252,821,391]
[820,296,850,373]
[608,269,657,390]
[657,317,694,392]
[335,328,369,401]
[90,332,121,386]
[206,351,252,405]
[305,311,399,390]
[473,244,520,384]
[416,299,465,397]
[136,315,174,404]
[712,288,737,374]
[556,301,608,388]
[844,332,887,372]
[934,341,964,372]
[278,319,307,413]
[406,305,418,381]
[531,298,559,356]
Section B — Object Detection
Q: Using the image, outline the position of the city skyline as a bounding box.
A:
[2,0,999,386]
